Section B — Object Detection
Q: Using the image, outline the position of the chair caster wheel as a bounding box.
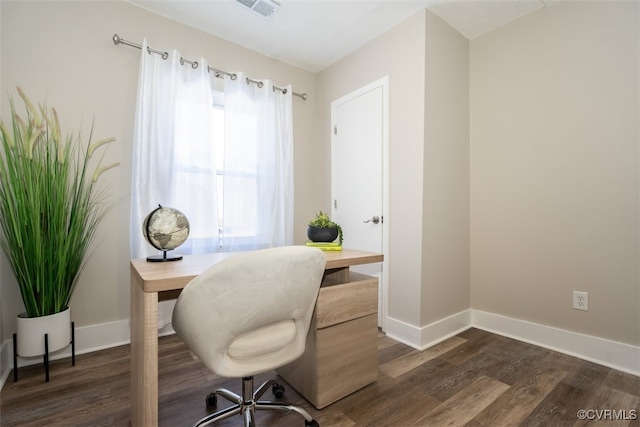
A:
[272,383,285,398]
[205,392,217,408]
[305,420,319,427]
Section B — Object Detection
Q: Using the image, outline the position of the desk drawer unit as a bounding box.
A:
[277,272,378,409]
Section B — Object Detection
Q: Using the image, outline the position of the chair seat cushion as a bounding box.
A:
[228,320,296,359]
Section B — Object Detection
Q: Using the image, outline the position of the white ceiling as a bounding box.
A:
[127,0,557,73]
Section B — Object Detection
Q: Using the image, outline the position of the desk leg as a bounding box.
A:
[130,275,159,427]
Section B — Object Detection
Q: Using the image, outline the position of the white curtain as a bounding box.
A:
[130,40,218,259]
[130,42,294,259]
[221,72,294,251]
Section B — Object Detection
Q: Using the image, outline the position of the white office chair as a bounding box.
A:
[172,246,326,427]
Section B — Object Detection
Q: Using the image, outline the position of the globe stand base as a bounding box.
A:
[146,251,183,262]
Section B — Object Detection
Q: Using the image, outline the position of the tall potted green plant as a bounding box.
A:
[0,87,118,357]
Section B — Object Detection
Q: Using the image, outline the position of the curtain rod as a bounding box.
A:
[112,34,308,101]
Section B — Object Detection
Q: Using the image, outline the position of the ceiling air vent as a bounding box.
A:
[236,0,281,19]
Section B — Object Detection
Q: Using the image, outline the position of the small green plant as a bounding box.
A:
[0,87,119,317]
[308,211,343,245]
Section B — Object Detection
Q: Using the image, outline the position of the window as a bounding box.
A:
[173,91,262,252]
[131,62,293,258]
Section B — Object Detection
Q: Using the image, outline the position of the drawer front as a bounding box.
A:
[314,313,378,408]
[315,275,378,329]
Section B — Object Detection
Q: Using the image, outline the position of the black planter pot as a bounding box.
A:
[307,226,339,243]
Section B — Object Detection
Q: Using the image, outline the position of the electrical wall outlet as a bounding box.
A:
[573,291,589,311]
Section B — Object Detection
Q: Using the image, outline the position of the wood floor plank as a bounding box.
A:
[573,385,640,427]
[377,338,417,365]
[469,367,566,426]
[520,357,612,426]
[439,330,496,366]
[314,411,357,427]
[369,393,442,426]
[378,336,467,379]
[473,335,551,387]
[325,372,397,423]
[336,372,440,426]
[377,331,399,351]
[601,369,640,398]
[425,351,493,403]
[2,328,639,427]
[414,375,509,427]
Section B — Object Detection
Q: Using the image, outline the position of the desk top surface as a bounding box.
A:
[131,248,383,293]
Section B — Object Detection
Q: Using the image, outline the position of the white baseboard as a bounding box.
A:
[0,339,11,388]
[383,316,423,348]
[3,308,638,390]
[384,309,471,350]
[471,310,640,377]
[383,309,639,376]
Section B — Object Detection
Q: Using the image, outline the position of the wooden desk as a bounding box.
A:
[130,248,383,426]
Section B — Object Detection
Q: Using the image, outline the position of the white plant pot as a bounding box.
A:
[16,308,72,357]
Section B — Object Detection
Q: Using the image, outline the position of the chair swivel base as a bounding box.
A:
[192,376,319,427]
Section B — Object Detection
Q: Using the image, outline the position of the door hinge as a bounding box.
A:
[334,200,337,209]
[333,125,337,135]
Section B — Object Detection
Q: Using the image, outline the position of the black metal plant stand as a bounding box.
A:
[12,321,75,383]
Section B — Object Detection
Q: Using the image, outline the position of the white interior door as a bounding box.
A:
[331,77,388,328]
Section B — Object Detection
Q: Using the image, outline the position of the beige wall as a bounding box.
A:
[318,10,470,329]
[0,1,319,339]
[470,1,639,345]
[1,0,636,352]
[317,11,427,326]
[421,11,470,325]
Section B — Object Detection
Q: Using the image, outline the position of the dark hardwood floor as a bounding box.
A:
[1,328,639,426]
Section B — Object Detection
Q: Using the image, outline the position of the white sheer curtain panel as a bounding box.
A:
[130,39,219,259]
[222,72,294,251]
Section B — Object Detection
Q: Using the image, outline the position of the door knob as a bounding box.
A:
[363,216,380,224]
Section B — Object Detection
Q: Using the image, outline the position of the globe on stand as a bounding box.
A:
[142,205,190,262]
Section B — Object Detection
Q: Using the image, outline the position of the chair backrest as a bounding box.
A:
[172,246,326,378]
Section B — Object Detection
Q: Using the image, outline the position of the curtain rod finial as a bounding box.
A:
[113,34,121,45]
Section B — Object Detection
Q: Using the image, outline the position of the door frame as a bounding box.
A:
[330,76,390,331]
